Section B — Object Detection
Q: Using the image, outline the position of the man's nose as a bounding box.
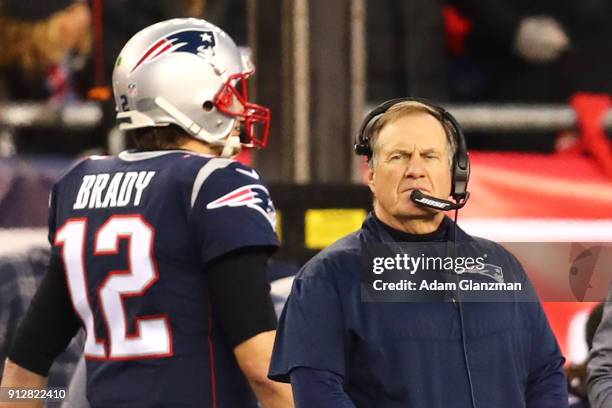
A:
[403,156,426,179]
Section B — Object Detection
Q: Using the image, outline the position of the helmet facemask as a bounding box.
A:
[214,71,271,149]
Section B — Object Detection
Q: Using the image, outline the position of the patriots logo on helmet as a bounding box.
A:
[131,30,217,73]
[206,184,277,231]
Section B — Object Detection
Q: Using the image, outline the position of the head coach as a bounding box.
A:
[268,99,569,408]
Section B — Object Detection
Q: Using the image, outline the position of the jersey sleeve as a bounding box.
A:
[188,159,279,265]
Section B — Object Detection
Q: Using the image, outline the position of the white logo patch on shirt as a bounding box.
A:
[206,184,276,231]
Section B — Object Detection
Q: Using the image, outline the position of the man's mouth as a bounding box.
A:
[401,187,431,194]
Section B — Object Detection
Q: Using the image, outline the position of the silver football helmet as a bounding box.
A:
[112,18,270,157]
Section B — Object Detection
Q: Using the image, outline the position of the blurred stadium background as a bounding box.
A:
[1,0,611,404]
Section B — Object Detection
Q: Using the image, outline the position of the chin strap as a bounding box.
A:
[221,135,242,158]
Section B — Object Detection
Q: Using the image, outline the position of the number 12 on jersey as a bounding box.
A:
[55,215,173,360]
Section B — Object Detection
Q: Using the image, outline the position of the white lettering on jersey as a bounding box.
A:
[72,171,156,209]
[89,174,110,208]
[117,172,138,206]
[133,171,156,206]
[74,175,96,209]
[101,173,124,208]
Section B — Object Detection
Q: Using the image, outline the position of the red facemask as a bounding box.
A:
[214,71,271,148]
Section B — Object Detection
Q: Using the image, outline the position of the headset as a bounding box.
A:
[354,97,470,210]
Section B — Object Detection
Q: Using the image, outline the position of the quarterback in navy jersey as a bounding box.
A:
[0,19,293,408]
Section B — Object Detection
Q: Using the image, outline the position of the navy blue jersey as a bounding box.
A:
[48,150,279,408]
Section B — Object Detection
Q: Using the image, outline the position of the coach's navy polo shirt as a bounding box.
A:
[269,214,568,408]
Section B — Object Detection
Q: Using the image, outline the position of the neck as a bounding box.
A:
[373,204,445,235]
[177,138,223,155]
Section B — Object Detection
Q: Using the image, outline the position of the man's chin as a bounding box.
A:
[396,203,439,218]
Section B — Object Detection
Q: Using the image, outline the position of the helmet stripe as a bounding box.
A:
[131,39,171,73]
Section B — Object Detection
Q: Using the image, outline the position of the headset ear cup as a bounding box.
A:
[452,153,470,200]
[442,111,470,201]
[355,111,385,158]
[355,98,408,158]
[354,142,372,157]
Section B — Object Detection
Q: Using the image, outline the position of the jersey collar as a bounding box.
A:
[118,149,215,162]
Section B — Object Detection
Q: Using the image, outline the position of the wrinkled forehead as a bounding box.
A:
[377,113,449,153]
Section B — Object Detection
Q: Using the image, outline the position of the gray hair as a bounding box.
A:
[368,101,457,169]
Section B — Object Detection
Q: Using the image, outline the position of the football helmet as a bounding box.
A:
[112,18,270,157]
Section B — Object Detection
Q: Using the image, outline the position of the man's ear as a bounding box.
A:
[367,167,375,194]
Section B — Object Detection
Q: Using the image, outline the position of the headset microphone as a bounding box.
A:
[410,189,469,211]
